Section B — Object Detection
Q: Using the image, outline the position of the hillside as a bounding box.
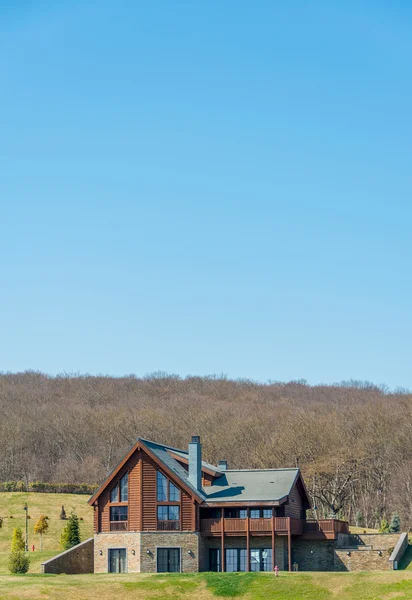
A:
[1,572,412,599]
[0,492,93,573]
[1,371,412,529]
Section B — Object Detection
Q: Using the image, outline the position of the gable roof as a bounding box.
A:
[88,437,310,508]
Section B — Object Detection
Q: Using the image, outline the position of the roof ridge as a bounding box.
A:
[224,468,300,472]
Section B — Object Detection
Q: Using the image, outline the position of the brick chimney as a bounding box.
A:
[188,435,202,491]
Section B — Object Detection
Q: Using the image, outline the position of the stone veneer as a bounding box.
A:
[94,532,199,573]
[42,538,94,574]
[293,533,405,572]
[94,533,141,573]
[140,532,200,573]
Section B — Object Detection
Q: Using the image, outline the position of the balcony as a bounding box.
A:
[157,520,180,531]
[110,521,128,531]
[200,517,348,539]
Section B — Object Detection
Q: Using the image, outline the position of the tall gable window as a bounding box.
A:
[156,470,180,530]
[109,472,128,531]
[156,471,180,502]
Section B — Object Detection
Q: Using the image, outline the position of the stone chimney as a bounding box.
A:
[218,460,228,471]
[188,435,202,491]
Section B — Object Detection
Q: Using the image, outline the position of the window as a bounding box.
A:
[225,549,247,572]
[110,506,128,521]
[250,548,272,572]
[110,486,118,503]
[157,505,180,521]
[157,548,181,573]
[169,482,180,502]
[120,473,128,502]
[249,508,272,519]
[157,471,168,501]
[157,471,180,502]
[110,472,128,503]
[225,508,247,519]
[109,549,127,573]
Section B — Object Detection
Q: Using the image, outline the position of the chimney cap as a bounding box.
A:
[191,435,201,444]
[218,460,228,470]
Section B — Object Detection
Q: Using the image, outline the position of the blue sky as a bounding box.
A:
[1,1,411,388]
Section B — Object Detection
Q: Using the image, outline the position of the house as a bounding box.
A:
[88,435,351,573]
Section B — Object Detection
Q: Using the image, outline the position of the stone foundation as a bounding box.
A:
[94,533,141,573]
[140,532,200,573]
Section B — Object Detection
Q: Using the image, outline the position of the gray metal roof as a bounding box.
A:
[139,438,207,500]
[202,469,300,503]
[139,438,300,504]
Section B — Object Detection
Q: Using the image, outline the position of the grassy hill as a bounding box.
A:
[0,492,93,573]
[2,572,412,600]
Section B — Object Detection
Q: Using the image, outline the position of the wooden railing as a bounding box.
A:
[157,520,180,531]
[110,521,128,531]
[201,516,347,536]
[249,518,272,532]
[303,519,349,535]
[224,518,246,532]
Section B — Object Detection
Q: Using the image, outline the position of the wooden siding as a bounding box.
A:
[141,452,157,530]
[181,490,194,531]
[284,482,302,519]
[202,472,215,486]
[95,446,196,533]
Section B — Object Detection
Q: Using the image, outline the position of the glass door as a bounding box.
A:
[109,549,127,573]
[209,548,220,572]
[157,548,181,573]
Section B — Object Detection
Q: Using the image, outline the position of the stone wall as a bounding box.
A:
[94,533,141,573]
[334,548,391,571]
[293,533,405,572]
[41,538,94,574]
[292,539,335,571]
[140,532,200,573]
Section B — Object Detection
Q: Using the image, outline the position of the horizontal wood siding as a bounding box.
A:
[202,472,214,486]
[182,490,193,531]
[96,446,199,533]
[99,488,110,533]
[142,453,157,530]
[285,483,302,519]
[128,450,140,531]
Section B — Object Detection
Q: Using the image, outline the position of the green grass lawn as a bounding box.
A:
[0,492,93,573]
[2,572,412,600]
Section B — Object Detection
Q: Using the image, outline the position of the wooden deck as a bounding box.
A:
[200,516,348,539]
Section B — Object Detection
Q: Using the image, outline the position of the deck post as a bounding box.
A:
[272,507,276,571]
[287,517,292,572]
[221,508,225,573]
[246,508,250,572]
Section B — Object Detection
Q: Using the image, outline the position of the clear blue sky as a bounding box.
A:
[1,1,411,388]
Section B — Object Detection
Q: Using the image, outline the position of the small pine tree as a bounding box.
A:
[59,505,67,520]
[389,512,401,533]
[34,515,49,551]
[355,511,364,528]
[11,527,25,552]
[8,551,30,574]
[379,518,390,533]
[60,511,81,550]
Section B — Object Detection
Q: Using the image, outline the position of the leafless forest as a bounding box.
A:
[1,371,411,529]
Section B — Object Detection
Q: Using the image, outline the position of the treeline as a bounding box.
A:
[1,371,411,529]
